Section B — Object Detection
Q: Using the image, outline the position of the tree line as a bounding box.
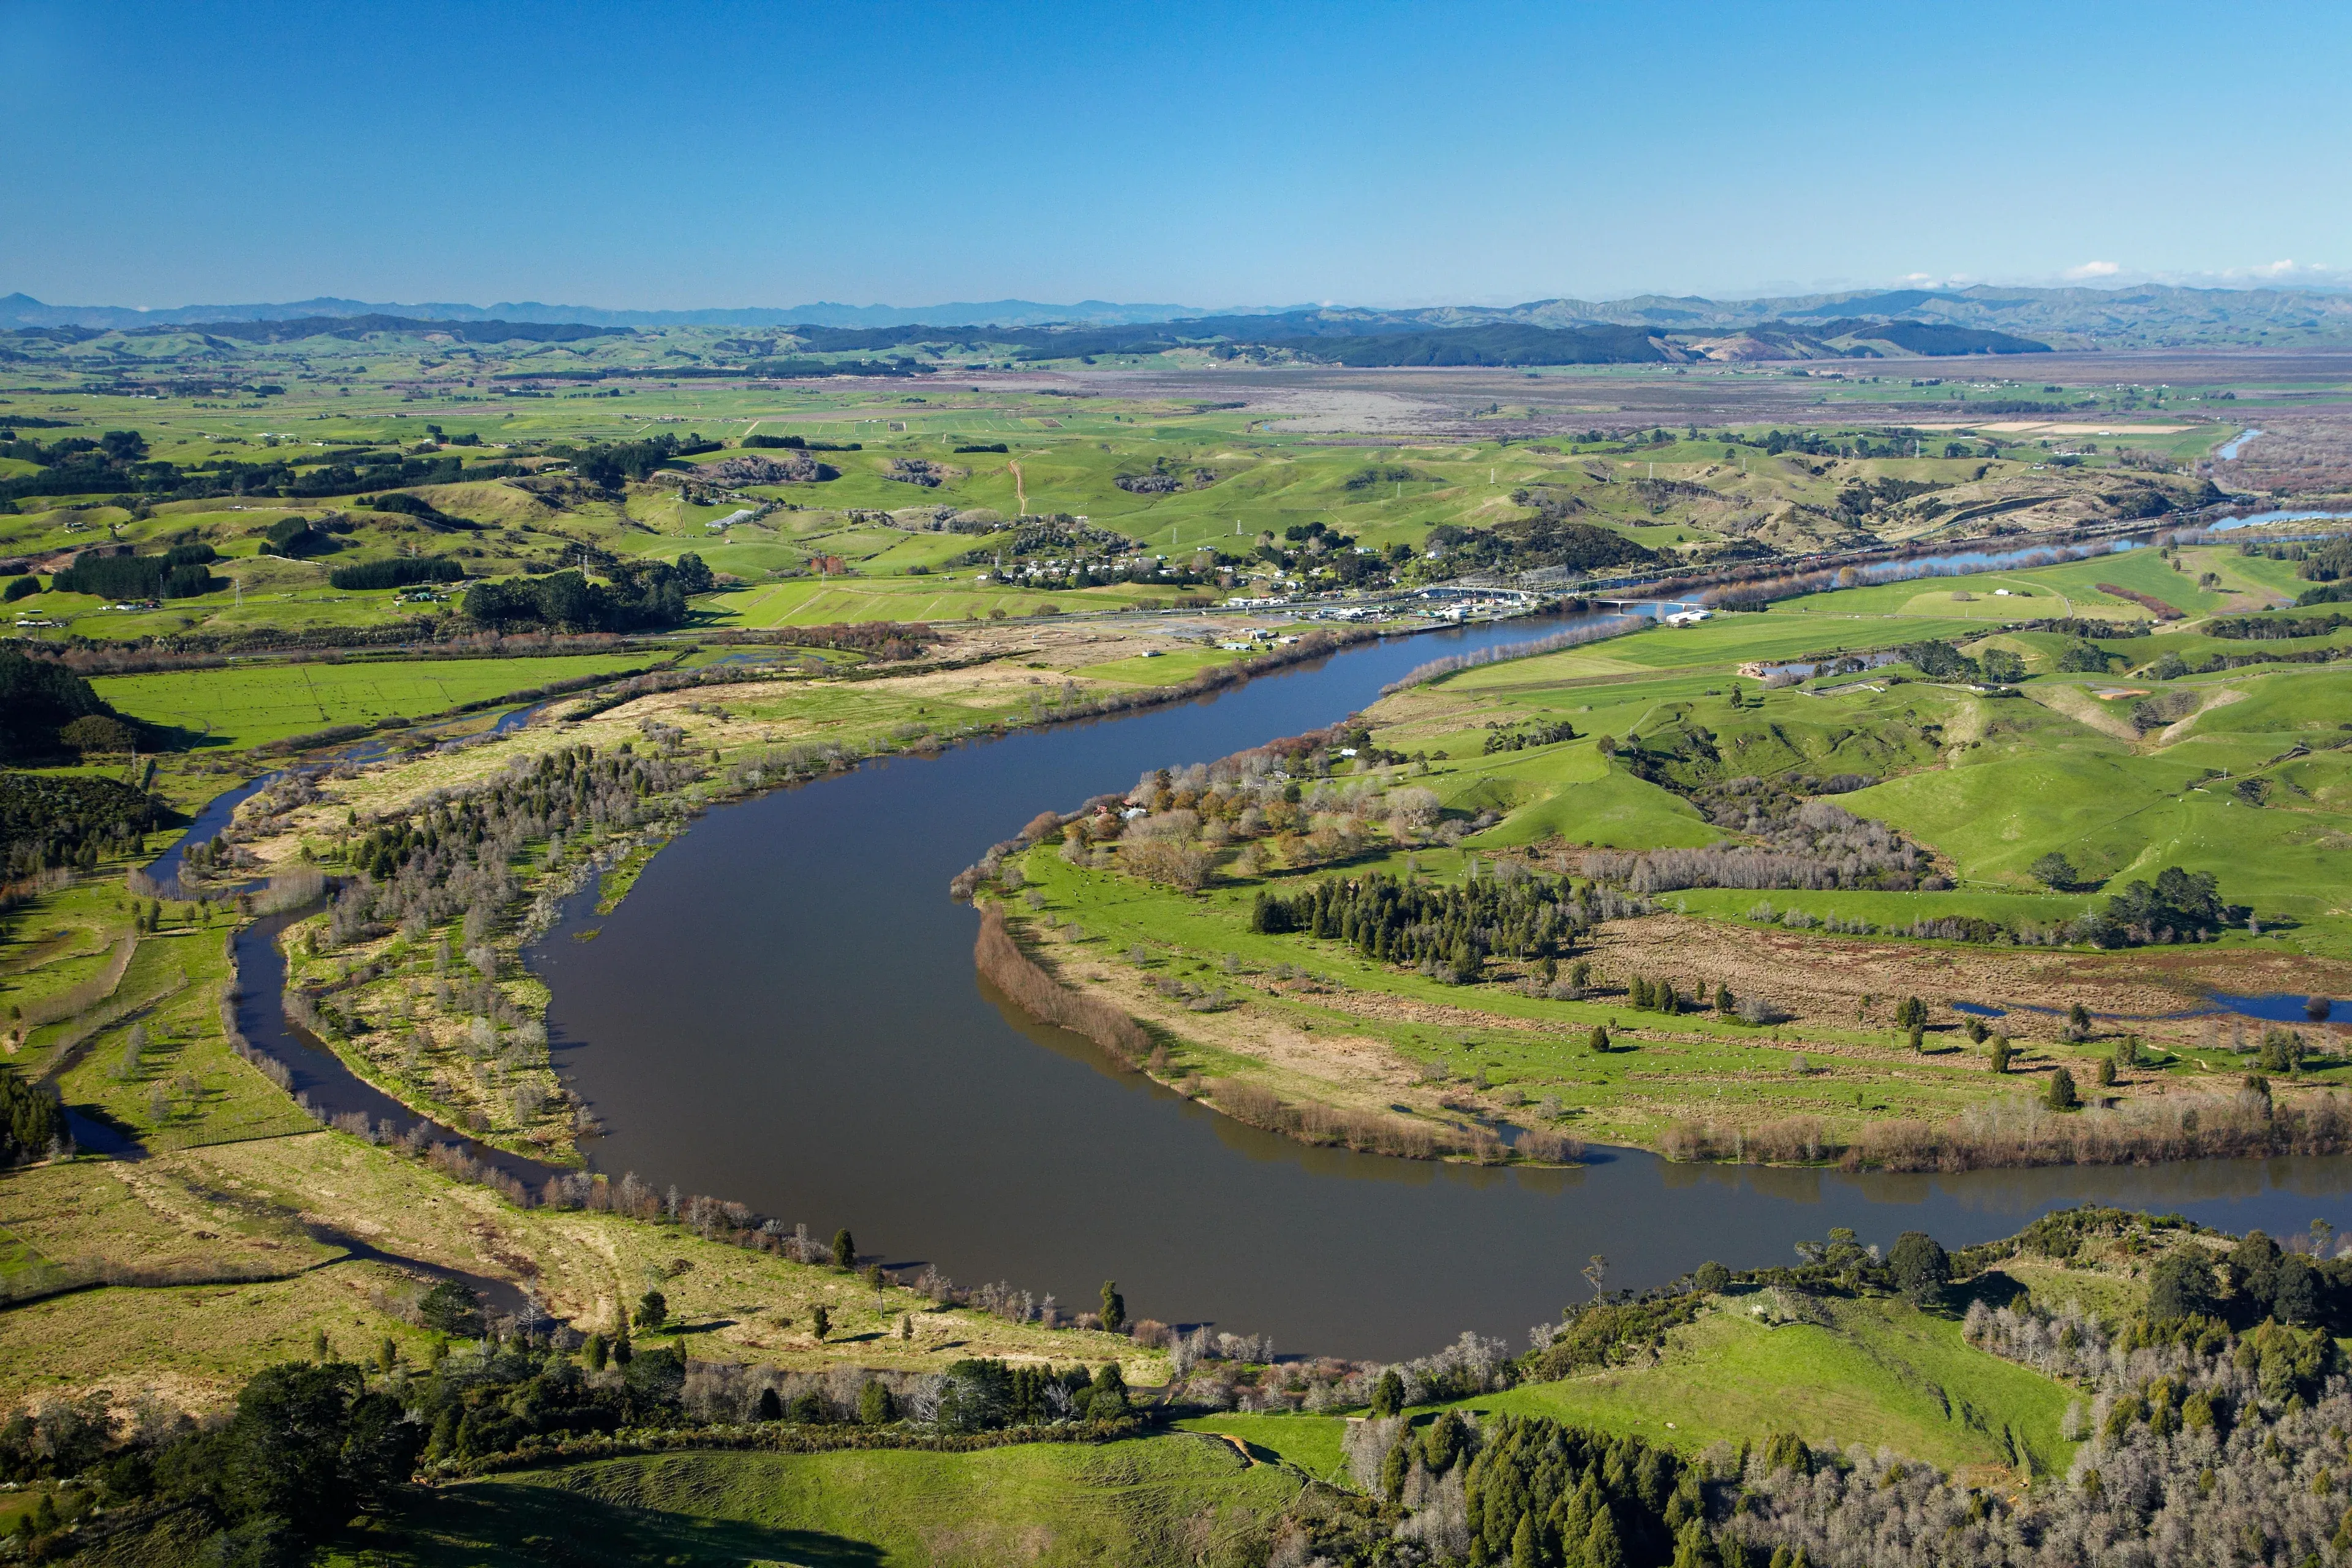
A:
[49,543,220,601]
[461,554,712,634]
[1250,869,1589,982]
[0,771,160,873]
[328,556,467,591]
[0,1338,1144,1561]
[0,428,530,502]
[2203,611,2350,640]
[1422,515,1659,578]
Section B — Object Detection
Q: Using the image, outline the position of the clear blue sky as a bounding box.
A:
[7,0,2348,311]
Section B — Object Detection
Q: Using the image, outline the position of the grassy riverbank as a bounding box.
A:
[192,616,1390,1157]
[968,548,2352,1166]
[89,652,664,752]
[106,1204,2224,1566]
[0,1117,1165,1412]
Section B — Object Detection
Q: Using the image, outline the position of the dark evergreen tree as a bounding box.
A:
[1888,1232,1951,1305]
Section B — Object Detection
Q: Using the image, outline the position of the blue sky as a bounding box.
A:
[7,0,2350,311]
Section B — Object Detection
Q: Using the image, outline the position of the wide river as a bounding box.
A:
[518,613,2352,1360]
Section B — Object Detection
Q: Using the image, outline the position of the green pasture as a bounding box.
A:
[1769,543,2315,629]
[1174,1413,1352,1482]
[1012,846,2104,1144]
[706,575,1164,627]
[1,333,2107,623]
[94,652,655,749]
[1360,595,2352,937]
[1850,665,2352,920]
[2102,623,2352,676]
[2209,546,2321,601]
[2,870,314,1151]
[1072,644,1264,685]
[1447,1292,2073,1477]
[326,1437,1303,1568]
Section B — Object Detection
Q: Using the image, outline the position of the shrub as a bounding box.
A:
[1120,834,1216,890]
[2046,1066,2081,1110]
[58,714,139,755]
[973,907,1152,1068]
[2259,1028,2303,1074]
[2057,639,2114,673]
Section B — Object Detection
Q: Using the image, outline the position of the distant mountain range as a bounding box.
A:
[1441,284,2352,346]
[8,282,2352,352]
[0,293,1219,331]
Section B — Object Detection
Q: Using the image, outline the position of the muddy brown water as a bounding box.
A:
[494,615,2352,1359]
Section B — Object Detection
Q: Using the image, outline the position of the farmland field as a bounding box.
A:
[23,8,2352,1563]
[3,313,2351,1568]
[91,652,659,748]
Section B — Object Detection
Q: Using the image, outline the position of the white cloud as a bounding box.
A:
[2063,261,2122,281]
[2144,260,2352,292]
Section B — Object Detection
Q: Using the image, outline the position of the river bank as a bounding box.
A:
[129,548,2352,1356]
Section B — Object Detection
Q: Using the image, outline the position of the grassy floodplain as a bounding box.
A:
[5,325,2352,1561]
[978,538,2352,1161]
[89,651,662,751]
